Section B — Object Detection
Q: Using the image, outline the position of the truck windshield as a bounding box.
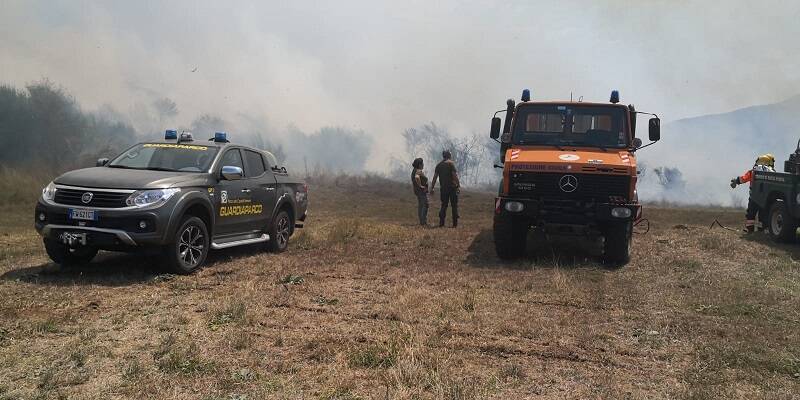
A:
[513,105,628,148]
[108,143,219,172]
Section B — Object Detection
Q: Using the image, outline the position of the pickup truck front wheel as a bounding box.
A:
[266,210,292,253]
[164,216,209,274]
[768,200,798,243]
[43,239,98,266]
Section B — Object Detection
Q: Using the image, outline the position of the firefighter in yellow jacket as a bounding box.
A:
[730,154,776,232]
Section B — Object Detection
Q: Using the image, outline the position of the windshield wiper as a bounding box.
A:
[559,141,609,152]
[518,140,565,150]
[107,165,140,169]
[145,167,179,172]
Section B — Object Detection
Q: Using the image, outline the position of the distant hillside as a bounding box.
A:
[638,95,800,205]
[669,94,800,158]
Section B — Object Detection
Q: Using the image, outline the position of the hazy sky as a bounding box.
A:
[2,0,799,168]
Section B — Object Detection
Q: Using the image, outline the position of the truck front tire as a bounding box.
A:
[493,215,528,260]
[163,216,209,274]
[602,222,632,266]
[43,239,98,266]
[768,200,798,243]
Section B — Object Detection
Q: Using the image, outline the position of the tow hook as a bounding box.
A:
[59,232,87,247]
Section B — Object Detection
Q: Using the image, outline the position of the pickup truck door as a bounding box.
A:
[242,149,277,232]
[214,148,255,237]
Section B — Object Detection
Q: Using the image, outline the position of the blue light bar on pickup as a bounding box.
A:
[214,132,228,143]
[165,129,178,140]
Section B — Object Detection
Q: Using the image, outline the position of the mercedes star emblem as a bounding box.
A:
[81,192,93,204]
[559,175,578,193]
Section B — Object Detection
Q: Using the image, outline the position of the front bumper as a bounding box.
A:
[40,224,138,245]
[34,199,177,248]
[495,196,642,224]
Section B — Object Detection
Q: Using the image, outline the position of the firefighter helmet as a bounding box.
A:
[756,154,775,168]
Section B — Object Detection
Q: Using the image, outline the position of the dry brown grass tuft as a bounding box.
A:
[0,167,52,207]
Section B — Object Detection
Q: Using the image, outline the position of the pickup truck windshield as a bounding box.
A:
[513,105,628,148]
[108,143,219,172]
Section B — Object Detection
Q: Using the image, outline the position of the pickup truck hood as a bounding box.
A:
[505,147,636,172]
[54,167,212,189]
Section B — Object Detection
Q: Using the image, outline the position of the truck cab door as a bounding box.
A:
[242,149,277,232]
[214,148,254,237]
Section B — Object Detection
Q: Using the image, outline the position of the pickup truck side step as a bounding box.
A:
[211,234,270,250]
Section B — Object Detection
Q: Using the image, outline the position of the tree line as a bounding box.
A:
[390,122,501,188]
[0,80,136,171]
[0,79,502,186]
[0,80,374,175]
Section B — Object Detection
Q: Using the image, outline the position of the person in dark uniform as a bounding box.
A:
[430,150,460,227]
[411,158,429,226]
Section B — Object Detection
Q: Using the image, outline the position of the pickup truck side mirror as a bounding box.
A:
[221,166,244,180]
[490,117,501,139]
[96,158,109,167]
[649,118,661,142]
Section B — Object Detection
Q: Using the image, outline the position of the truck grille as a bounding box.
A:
[54,188,131,208]
[509,172,630,201]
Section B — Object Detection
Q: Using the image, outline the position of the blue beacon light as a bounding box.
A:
[165,129,178,140]
[610,90,620,104]
[521,89,531,102]
[214,132,228,143]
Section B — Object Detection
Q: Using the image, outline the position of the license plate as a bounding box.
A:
[68,208,98,221]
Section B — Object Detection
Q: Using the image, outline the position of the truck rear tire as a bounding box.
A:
[266,210,292,253]
[768,200,798,243]
[602,222,632,266]
[493,215,527,260]
[163,216,209,274]
[43,239,98,266]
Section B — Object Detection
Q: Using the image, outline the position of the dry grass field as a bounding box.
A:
[1,174,799,399]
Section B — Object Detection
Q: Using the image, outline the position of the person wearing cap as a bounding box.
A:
[430,150,460,227]
[730,154,776,233]
[411,158,429,226]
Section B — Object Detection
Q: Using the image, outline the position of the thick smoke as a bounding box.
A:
[1,1,799,197]
[638,95,800,205]
[286,126,374,174]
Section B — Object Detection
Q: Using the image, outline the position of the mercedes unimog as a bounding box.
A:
[488,90,661,264]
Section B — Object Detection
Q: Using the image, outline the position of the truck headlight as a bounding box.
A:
[504,201,525,212]
[611,207,632,218]
[126,188,180,208]
[42,181,57,202]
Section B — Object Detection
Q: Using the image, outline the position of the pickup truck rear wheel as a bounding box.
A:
[163,216,209,274]
[768,200,798,243]
[43,239,98,266]
[602,222,632,266]
[266,210,292,253]
[493,215,528,260]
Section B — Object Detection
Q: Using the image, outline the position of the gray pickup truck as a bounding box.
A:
[34,131,308,273]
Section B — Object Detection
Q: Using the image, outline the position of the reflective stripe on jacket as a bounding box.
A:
[738,165,775,185]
